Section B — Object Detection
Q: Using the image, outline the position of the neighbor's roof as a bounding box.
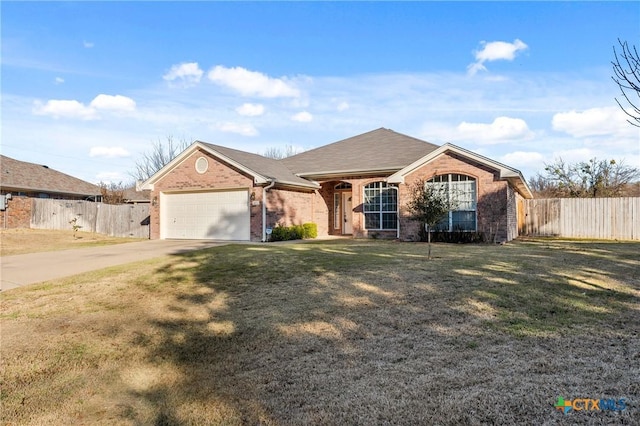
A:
[0,155,100,196]
[281,128,439,178]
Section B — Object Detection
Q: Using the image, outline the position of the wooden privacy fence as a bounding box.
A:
[519,197,639,240]
[31,199,150,238]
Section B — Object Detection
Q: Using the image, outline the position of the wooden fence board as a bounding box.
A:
[519,197,640,240]
[30,199,149,238]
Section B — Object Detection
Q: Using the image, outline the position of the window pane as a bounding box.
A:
[363,187,379,212]
[452,211,476,231]
[365,213,380,229]
[382,213,397,229]
[381,188,397,211]
[364,182,397,230]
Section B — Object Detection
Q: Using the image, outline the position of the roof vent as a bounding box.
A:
[42,165,49,169]
[195,157,208,174]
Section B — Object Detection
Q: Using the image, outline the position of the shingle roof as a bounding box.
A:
[281,128,440,177]
[0,155,100,196]
[198,142,319,188]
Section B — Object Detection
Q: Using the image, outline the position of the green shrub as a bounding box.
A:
[303,223,317,239]
[269,223,317,242]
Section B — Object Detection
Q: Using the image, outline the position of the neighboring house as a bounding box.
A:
[123,188,151,204]
[140,128,533,242]
[0,155,100,228]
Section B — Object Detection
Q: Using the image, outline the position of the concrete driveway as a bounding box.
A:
[0,239,226,291]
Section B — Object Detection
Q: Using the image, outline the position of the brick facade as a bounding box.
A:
[400,152,511,242]
[149,148,328,241]
[0,196,32,229]
[149,149,521,243]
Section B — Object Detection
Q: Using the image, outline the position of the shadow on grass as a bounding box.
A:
[130,239,640,424]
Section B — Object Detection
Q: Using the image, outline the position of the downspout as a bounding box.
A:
[262,180,276,242]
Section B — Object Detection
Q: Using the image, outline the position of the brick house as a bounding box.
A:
[140,128,533,242]
[0,155,100,228]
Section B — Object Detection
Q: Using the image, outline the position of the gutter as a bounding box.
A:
[262,180,276,242]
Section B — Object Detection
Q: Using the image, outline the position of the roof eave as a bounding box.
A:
[296,167,402,180]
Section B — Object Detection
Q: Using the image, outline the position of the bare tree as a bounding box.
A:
[262,145,301,159]
[533,157,640,198]
[131,135,191,181]
[612,39,640,127]
[98,181,126,205]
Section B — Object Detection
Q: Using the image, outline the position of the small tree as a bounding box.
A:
[406,178,458,259]
[69,217,82,239]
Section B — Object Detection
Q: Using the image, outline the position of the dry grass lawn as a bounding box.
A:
[1,239,638,424]
[0,228,142,256]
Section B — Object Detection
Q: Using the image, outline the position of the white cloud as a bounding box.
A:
[291,111,313,123]
[163,62,203,87]
[33,99,97,120]
[337,101,349,112]
[236,103,265,117]
[33,94,135,120]
[83,41,94,48]
[89,146,131,158]
[90,94,136,111]
[468,39,528,75]
[552,106,633,138]
[500,151,545,169]
[54,77,64,85]
[207,65,300,98]
[216,122,259,136]
[456,116,533,144]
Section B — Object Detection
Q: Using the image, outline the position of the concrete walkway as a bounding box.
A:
[0,240,226,291]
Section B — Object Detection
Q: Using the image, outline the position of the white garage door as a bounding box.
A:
[161,190,250,240]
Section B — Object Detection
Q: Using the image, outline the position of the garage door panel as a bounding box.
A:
[161,191,250,240]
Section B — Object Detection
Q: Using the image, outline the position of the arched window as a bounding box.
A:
[427,174,477,231]
[334,182,352,190]
[364,182,397,230]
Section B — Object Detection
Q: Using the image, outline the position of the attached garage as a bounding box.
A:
[160,190,250,240]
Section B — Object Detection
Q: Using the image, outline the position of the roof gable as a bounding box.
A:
[387,143,533,198]
[140,142,319,190]
[0,155,100,196]
[281,128,439,177]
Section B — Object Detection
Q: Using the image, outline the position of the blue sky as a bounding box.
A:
[2,1,639,185]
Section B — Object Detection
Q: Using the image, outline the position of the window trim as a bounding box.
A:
[363,181,398,230]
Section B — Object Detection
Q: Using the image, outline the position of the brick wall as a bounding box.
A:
[400,152,511,242]
[266,188,314,228]
[0,196,32,228]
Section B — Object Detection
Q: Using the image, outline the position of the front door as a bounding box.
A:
[342,192,353,234]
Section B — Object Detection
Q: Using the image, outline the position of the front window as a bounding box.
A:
[427,174,477,231]
[364,182,397,230]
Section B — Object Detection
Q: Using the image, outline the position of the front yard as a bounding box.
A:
[1,239,638,424]
[0,229,141,256]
